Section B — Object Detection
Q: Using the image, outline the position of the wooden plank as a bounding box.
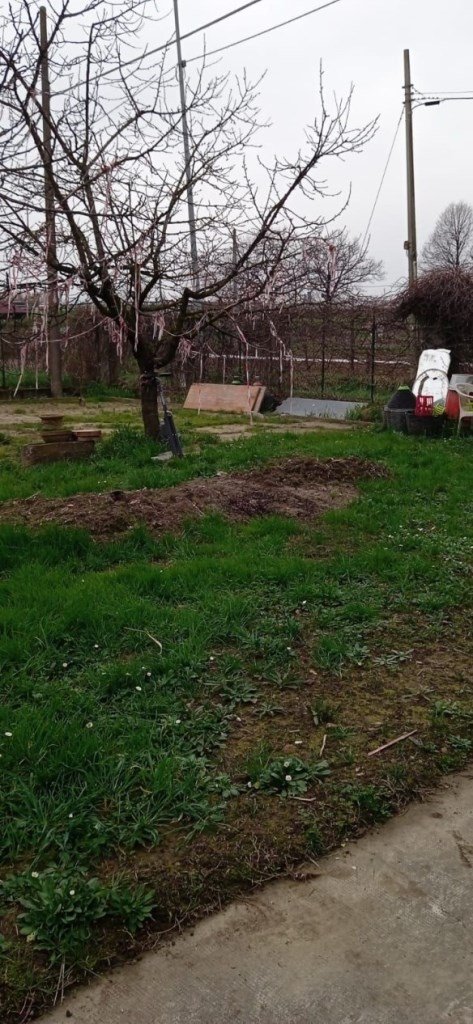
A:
[253,386,266,413]
[22,440,96,465]
[183,383,266,414]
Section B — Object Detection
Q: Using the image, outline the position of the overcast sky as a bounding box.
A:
[156,0,473,292]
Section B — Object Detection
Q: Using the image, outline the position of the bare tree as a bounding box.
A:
[300,229,383,302]
[422,201,473,272]
[280,228,383,393]
[0,0,377,436]
[210,227,383,308]
[397,267,473,368]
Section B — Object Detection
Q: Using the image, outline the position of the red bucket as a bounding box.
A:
[415,394,434,416]
[445,389,460,420]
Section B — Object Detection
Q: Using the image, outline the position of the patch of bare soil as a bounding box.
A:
[0,457,388,539]
[124,612,473,925]
[196,421,355,443]
[0,398,137,428]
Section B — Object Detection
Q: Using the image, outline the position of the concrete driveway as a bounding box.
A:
[41,773,473,1024]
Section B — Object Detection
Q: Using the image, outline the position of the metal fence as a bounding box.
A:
[173,302,416,402]
[0,299,449,401]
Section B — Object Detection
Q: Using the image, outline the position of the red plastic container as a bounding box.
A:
[445,389,460,420]
[415,394,434,416]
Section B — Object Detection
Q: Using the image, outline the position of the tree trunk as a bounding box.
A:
[129,305,187,437]
[97,323,108,384]
[134,340,160,438]
[140,371,160,439]
[349,313,356,372]
[108,340,120,386]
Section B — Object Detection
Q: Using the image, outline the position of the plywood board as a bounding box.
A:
[183,383,266,414]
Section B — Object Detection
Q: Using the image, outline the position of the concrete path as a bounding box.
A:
[195,420,355,442]
[42,774,473,1024]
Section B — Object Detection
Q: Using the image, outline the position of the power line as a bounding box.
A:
[414,95,473,107]
[181,1,266,42]
[433,96,473,103]
[362,108,404,252]
[55,0,268,94]
[415,89,473,96]
[186,0,344,64]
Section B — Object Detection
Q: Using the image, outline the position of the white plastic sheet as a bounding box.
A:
[413,349,451,405]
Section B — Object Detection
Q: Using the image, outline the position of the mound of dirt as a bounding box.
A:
[0,457,388,540]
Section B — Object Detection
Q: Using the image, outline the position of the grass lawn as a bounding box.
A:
[0,409,472,1020]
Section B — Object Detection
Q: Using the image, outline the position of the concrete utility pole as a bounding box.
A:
[403,48,418,288]
[40,6,62,397]
[172,0,200,292]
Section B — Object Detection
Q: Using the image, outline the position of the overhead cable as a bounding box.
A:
[185,0,343,64]
[362,108,404,252]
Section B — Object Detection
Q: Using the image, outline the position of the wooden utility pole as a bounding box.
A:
[0,330,5,390]
[403,49,418,288]
[40,5,62,397]
[172,0,200,292]
[370,314,376,402]
[232,228,238,300]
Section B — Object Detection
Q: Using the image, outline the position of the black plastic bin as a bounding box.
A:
[384,408,408,432]
[405,412,445,437]
[384,386,416,433]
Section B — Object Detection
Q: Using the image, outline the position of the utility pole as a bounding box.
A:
[172,0,200,292]
[403,48,418,288]
[40,6,62,397]
[370,313,376,403]
[232,228,238,301]
[233,228,241,377]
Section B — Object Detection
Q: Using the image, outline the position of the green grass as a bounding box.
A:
[0,370,135,397]
[289,375,393,404]
[322,378,391,403]
[0,417,464,501]
[0,422,473,1018]
[0,370,74,390]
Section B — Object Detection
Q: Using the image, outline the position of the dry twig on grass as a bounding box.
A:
[367,730,418,757]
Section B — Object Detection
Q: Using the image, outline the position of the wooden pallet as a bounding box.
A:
[22,440,96,465]
[183,383,266,414]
